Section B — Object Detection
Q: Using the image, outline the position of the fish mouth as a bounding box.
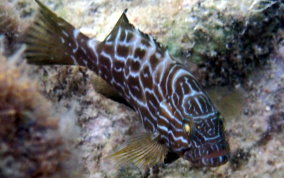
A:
[199,149,230,167]
[184,140,230,167]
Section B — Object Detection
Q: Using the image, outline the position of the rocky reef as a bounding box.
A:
[0,49,69,177]
[0,0,284,177]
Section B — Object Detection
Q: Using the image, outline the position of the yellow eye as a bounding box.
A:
[183,123,191,133]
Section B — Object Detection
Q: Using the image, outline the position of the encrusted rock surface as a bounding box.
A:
[0,50,72,177]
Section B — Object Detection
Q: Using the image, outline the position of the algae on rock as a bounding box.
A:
[163,0,284,86]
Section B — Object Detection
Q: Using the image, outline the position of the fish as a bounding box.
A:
[24,0,230,169]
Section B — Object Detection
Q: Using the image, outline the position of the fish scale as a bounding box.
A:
[25,0,230,169]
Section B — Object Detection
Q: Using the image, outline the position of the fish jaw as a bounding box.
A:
[183,139,230,167]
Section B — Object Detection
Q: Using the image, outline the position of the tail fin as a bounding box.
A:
[24,0,96,66]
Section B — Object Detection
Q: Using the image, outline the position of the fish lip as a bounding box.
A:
[200,150,230,167]
[184,140,230,167]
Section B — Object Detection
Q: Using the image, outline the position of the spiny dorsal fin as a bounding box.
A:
[103,10,166,54]
[105,133,168,170]
[24,0,92,65]
[103,10,136,43]
[111,10,132,32]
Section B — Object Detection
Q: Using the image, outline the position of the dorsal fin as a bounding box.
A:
[113,9,133,30]
[103,10,166,54]
[103,10,137,43]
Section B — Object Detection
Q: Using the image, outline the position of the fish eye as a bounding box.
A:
[183,123,191,134]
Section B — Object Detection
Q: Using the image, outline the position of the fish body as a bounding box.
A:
[25,0,230,168]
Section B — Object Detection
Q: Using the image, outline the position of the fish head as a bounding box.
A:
[182,112,230,167]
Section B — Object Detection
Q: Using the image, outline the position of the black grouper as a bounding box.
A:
[25,0,230,169]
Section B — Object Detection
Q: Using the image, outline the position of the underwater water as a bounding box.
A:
[207,87,245,122]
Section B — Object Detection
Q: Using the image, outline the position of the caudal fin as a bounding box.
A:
[24,0,97,66]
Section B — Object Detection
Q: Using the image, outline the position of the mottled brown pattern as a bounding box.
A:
[130,60,140,72]
[99,55,112,81]
[117,45,129,57]
[25,1,230,168]
[127,75,144,101]
[119,29,126,41]
[145,92,159,116]
[126,31,134,42]
[138,106,155,131]
[140,65,153,89]
[163,65,181,96]
[141,38,151,48]
[149,54,160,71]
[134,47,146,59]
[104,44,114,55]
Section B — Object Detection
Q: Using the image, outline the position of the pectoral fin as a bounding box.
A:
[106,133,168,170]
